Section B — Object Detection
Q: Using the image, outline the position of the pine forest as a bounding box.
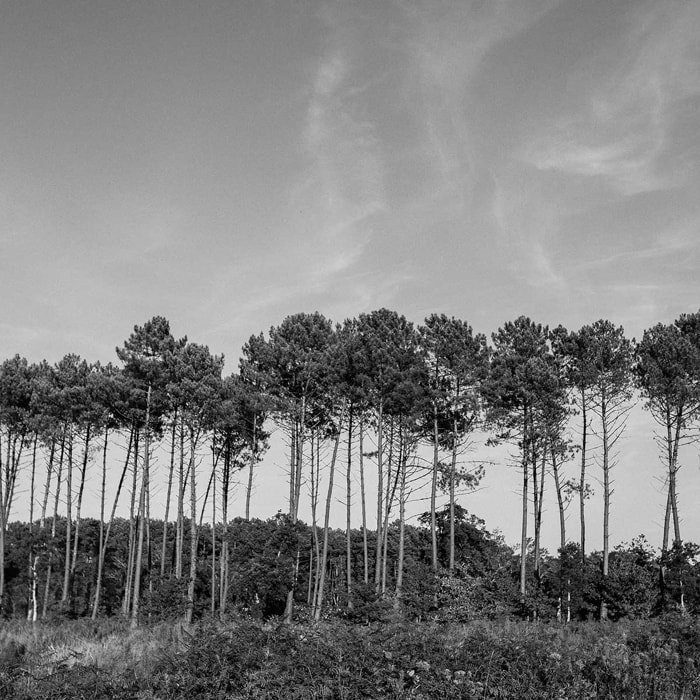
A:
[2,310,700,698]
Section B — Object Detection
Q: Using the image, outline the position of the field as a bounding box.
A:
[1,614,700,699]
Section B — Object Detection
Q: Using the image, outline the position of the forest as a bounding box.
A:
[2,309,700,698]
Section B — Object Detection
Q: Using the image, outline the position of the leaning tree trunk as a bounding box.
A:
[71,425,92,583]
[43,434,65,618]
[93,427,133,619]
[122,429,139,617]
[161,411,178,578]
[313,403,345,622]
[61,426,74,611]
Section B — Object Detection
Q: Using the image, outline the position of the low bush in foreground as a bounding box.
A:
[1,614,700,698]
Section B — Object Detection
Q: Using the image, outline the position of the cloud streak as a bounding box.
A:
[524,0,700,195]
[292,16,388,294]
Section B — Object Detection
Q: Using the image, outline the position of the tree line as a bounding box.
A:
[1,310,699,624]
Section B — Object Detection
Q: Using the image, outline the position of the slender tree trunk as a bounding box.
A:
[307,546,314,606]
[71,425,92,579]
[551,442,566,551]
[0,430,6,609]
[580,394,587,564]
[533,438,546,583]
[310,431,321,612]
[359,418,369,585]
[245,414,257,521]
[294,410,305,521]
[122,429,139,616]
[27,434,38,621]
[520,407,529,599]
[430,405,439,573]
[43,434,65,618]
[30,555,39,623]
[449,418,459,571]
[161,411,177,578]
[176,416,185,579]
[40,439,57,529]
[211,451,217,616]
[374,403,384,590]
[395,425,407,600]
[358,418,369,585]
[186,427,200,624]
[670,411,682,546]
[284,396,306,623]
[219,437,230,618]
[93,426,109,618]
[288,422,297,518]
[61,426,73,610]
[93,427,133,619]
[131,385,151,628]
[381,417,395,595]
[601,394,610,621]
[346,410,353,608]
[314,403,345,621]
[4,431,25,521]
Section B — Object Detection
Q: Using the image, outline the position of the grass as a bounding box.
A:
[0,614,698,698]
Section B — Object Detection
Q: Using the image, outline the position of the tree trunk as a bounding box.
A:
[284,394,306,624]
[40,438,57,529]
[345,410,353,608]
[520,407,529,599]
[0,429,6,609]
[71,425,92,580]
[186,427,199,624]
[359,417,368,584]
[122,429,139,616]
[449,417,459,571]
[211,453,217,616]
[161,412,177,578]
[551,442,566,552]
[381,418,396,595]
[313,402,345,621]
[43,434,65,618]
[579,392,587,564]
[131,385,151,628]
[245,414,257,521]
[61,426,73,610]
[601,394,610,622]
[93,427,133,619]
[374,402,384,590]
[27,434,38,621]
[670,410,682,545]
[219,436,230,618]
[309,431,321,613]
[176,416,185,580]
[395,425,407,600]
[430,405,439,573]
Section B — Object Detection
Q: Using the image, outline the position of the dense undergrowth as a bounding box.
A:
[1,613,700,698]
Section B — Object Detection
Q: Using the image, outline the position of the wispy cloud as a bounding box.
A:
[490,172,564,288]
[400,0,560,212]
[524,0,700,195]
[291,18,388,293]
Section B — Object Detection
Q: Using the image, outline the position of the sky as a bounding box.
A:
[2,0,700,552]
